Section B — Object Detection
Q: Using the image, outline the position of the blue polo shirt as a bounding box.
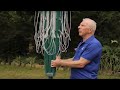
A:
[70,35,102,79]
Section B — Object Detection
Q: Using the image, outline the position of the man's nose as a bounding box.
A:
[78,26,80,29]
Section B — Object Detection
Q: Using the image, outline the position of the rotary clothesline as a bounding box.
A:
[34,11,71,78]
[34,11,71,56]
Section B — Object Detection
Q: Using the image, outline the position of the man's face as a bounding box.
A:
[78,20,91,37]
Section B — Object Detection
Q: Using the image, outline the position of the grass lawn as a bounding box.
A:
[0,64,120,79]
[0,64,69,79]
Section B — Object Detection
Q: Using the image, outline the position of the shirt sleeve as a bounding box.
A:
[81,43,102,61]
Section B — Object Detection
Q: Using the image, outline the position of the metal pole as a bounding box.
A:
[44,11,61,79]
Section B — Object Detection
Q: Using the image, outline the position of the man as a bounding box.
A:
[51,18,102,79]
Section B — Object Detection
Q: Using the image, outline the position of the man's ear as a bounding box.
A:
[89,28,93,33]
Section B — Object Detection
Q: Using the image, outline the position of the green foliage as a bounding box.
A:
[0,11,34,60]
[61,51,74,59]
[12,56,23,66]
[12,56,42,67]
[25,57,36,68]
[100,44,120,74]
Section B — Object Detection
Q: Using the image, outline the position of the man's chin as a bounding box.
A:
[79,33,82,36]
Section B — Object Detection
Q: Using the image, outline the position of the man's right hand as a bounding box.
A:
[51,55,61,67]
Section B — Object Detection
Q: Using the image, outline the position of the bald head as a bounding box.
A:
[82,18,97,32]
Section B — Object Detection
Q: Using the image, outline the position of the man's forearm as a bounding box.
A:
[60,58,86,68]
[62,58,73,61]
